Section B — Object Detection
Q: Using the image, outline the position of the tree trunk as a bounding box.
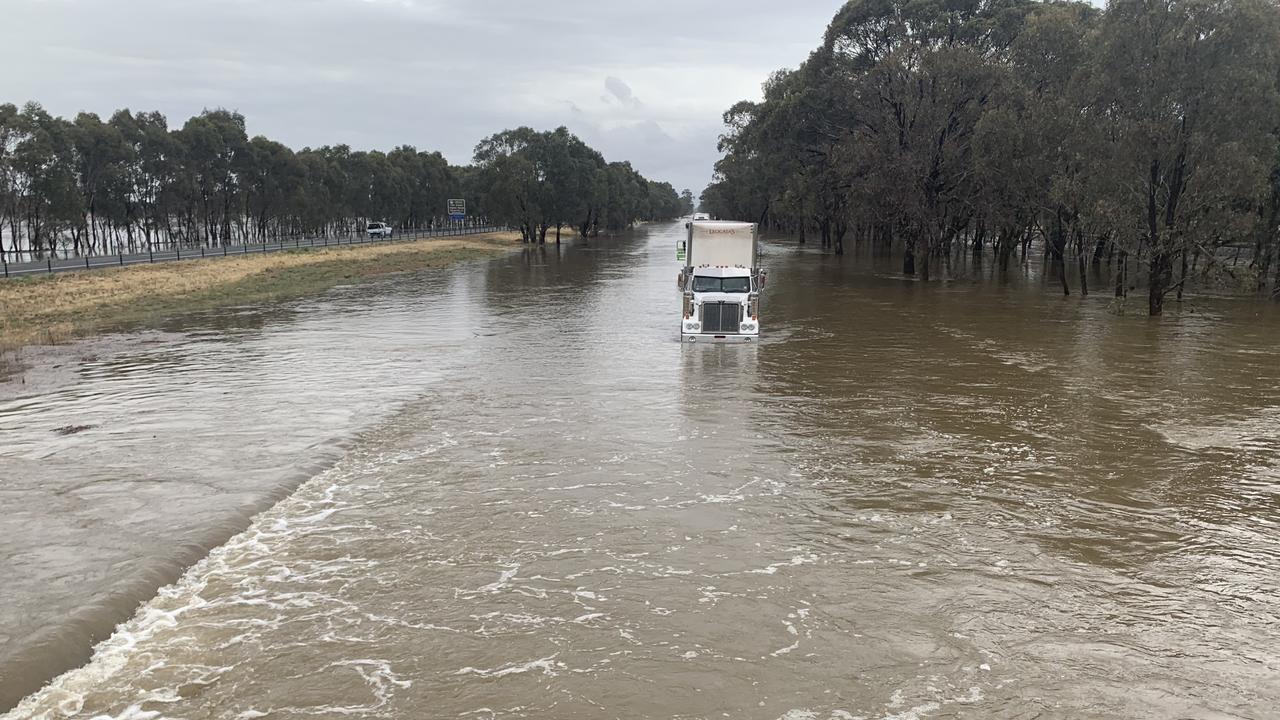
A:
[1092,235,1108,265]
[1051,211,1069,296]
[1077,231,1088,297]
[1176,250,1188,302]
[1273,249,1280,299]
[1115,248,1128,298]
[1149,251,1171,316]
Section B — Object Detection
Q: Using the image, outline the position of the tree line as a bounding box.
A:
[472,126,692,244]
[0,104,692,263]
[701,0,1280,315]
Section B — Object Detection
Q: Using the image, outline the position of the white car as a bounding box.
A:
[366,222,393,238]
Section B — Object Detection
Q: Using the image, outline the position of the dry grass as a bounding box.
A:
[0,232,521,351]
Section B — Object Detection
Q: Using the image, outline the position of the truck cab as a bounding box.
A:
[678,221,763,343]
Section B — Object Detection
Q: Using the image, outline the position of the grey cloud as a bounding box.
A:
[604,77,642,109]
[0,0,844,193]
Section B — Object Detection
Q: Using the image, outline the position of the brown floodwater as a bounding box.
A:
[2,222,1279,719]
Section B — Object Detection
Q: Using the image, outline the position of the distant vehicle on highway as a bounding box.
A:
[366,222,393,238]
[693,212,711,221]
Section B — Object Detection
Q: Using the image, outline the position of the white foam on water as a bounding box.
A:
[544,483,622,491]
[453,656,562,679]
[779,711,864,720]
[748,553,820,575]
[880,685,984,720]
[991,351,1052,374]
[882,701,940,720]
[85,705,160,720]
[290,507,342,525]
[331,659,412,703]
[1,449,393,720]
[475,564,520,594]
[769,640,801,657]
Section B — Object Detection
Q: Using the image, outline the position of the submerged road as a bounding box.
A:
[2,222,1279,718]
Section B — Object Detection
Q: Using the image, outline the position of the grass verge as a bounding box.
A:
[0,232,521,352]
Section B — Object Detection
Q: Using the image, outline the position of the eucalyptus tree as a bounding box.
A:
[704,0,1280,312]
[0,102,683,259]
[473,126,673,242]
[679,189,695,216]
[109,110,175,251]
[13,103,79,258]
[474,128,543,242]
[0,103,20,260]
[1258,143,1280,295]
[240,136,299,241]
[601,161,650,232]
[386,146,454,231]
[70,112,133,255]
[1079,0,1280,314]
[175,109,248,246]
[975,0,1099,289]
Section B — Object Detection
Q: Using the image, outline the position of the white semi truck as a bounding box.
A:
[677,220,764,343]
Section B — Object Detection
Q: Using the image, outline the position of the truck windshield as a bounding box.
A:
[692,276,751,293]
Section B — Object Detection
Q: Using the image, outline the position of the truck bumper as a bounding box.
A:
[681,332,759,344]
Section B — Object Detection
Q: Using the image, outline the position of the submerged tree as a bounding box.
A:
[703,0,1280,313]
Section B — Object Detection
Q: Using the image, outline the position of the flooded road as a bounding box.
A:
[3,222,1280,718]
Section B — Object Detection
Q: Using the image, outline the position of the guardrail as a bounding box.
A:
[0,226,506,280]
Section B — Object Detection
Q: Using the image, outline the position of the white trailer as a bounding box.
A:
[676,220,764,343]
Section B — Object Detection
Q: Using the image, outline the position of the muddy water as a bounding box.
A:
[3,223,1280,718]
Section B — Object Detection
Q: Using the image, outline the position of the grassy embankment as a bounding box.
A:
[0,231,521,352]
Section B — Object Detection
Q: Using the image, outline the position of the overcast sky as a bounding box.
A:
[1,0,845,194]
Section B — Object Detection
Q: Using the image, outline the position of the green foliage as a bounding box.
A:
[704,0,1280,312]
[472,126,679,243]
[679,189,696,216]
[0,107,680,258]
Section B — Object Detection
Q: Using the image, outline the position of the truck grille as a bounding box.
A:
[700,302,741,333]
